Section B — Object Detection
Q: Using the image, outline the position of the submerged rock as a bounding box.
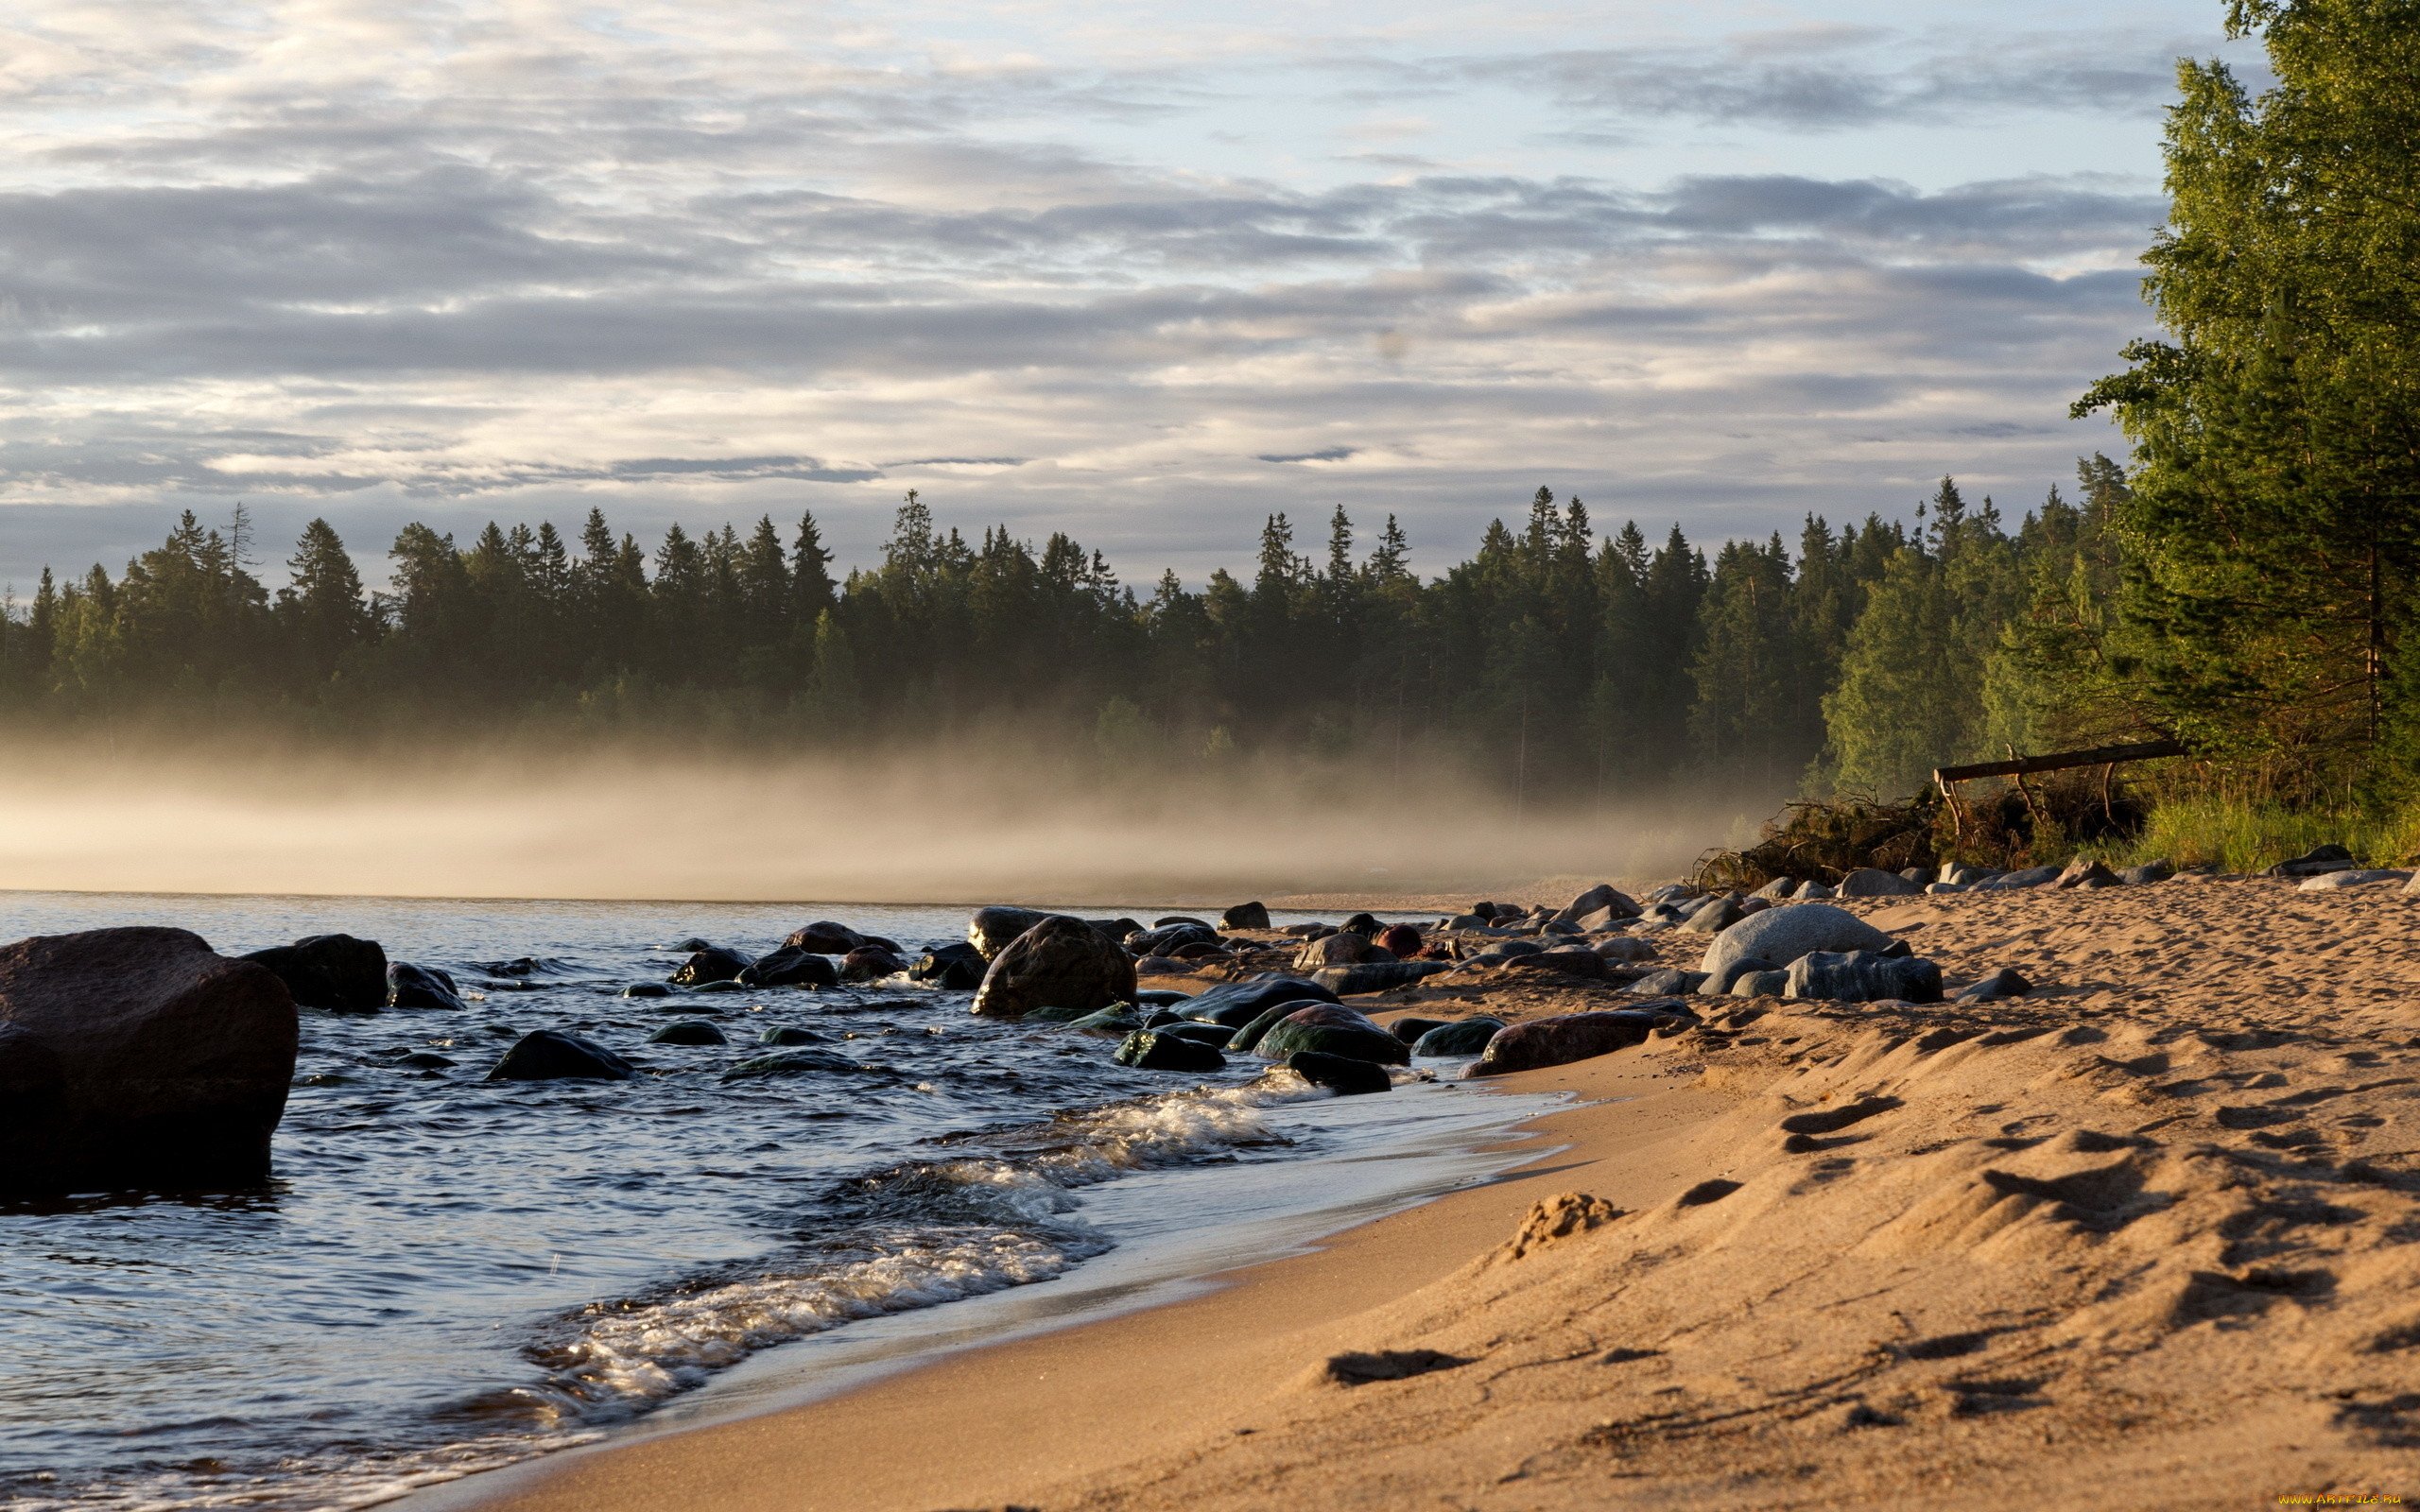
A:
[1063,1005,1149,1037]
[1287,1050,1391,1095]
[720,1048,891,1081]
[0,926,299,1194]
[1466,1005,1693,1076]
[648,1021,728,1046]
[757,1025,830,1046]
[241,934,389,1012]
[487,1030,636,1083]
[782,920,865,954]
[1114,1029,1227,1072]
[1410,1016,1507,1057]
[972,915,1137,1020]
[908,942,987,989]
[841,945,908,982]
[740,946,841,989]
[620,982,673,999]
[670,947,752,988]
[388,961,466,1010]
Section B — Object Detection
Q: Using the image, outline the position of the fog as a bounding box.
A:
[0,736,1782,906]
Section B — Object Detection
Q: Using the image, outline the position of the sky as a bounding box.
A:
[0,0,2260,594]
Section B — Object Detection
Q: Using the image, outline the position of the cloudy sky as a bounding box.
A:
[0,0,2254,593]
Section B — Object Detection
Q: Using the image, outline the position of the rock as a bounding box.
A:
[1130,922,1219,956]
[1445,912,1491,931]
[1183,976,1340,1027]
[972,914,1138,1020]
[1133,989,1189,1005]
[1699,902,1893,981]
[908,942,986,988]
[1594,936,1656,963]
[1374,923,1423,957]
[782,920,864,954]
[1220,902,1272,930]
[1341,912,1382,936]
[1733,970,1790,997]
[740,946,841,988]
[1158,1021,1236,1047]
[1114,1029,1227,1072]
[1628,968,1706,995]
[240,934,388,1012]
[1554,883,1639,923]
[648,1021,727,1046]
[671,947,752,987]
[1226,998,1334,1053]
[1410,1016,1507,1056]
[1955,967,2031,1004]
[2300,868,2410,891]
[670,936,713,953]
[1898,867,1928,884]
[1153,915,1211,928]
[721,1048,892,1081]
[396,1051,455,1071]
[2056,858,2120,889]
[1023,999,1125,1022]
[2269,843,2355,879]
[1389,1015,1452,1044]
[757,1025,830,1046]
[1676,895,1743,934]
[1466,1005,1694,1076]
[1063,1005,1148,1037]
[968,906,1049,959]
[1314,960,1451,995]
[1287,1050,1392,1095]
[1292,931,1388,970]
[841,945,908,982]
[1979,864,2061,889]
[1256,1004,1409,1064]
[1924,882,1966,895]
[1784,950,1943,1004]
[1133,955,1198,974]
[1085,919,1146,946]
[0,927,299,1194]
[1469,937,1547,960]
[1497,948,1607,980]
[1751,877,1797,901]
[1836,868,1921,897]
[621,982,673,999]
[2118,860,2174,885]
[1799,881,1837,899]
[1703,955,1776,994]
[487,1030,636,1082]
[388,962,466,1010]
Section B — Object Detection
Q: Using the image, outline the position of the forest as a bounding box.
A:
[3,0,2413,843]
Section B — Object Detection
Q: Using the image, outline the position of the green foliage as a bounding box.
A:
[2116,793,2417,872]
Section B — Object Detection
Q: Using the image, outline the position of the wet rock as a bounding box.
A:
[1220,901,1272,930]
[740,946,841,989]
[841,945,908,982]
[486,1029,636,1083]
[1292,931,1390,971]
[1114,1029,1227,1073]
[241,934,389,1012]
[1955,967,2031,1004]
[1063,1005,1149,1037]
[1287,1050,1392,1095]
[2269,843,2355,879]
[1183,976,1340,1028]
[1466,1006,1694,1076]
[621,982,673,999]
[757,1025,830,1046]
[1133,990,1189,1006]
[648,1021,728,1046]
[1314,960,1451,996]
[1226,998,1339,1054]
[1256,1004,1410,1065]
[1700,902,1893,981]
[1389,1015,1453,1045]
[1628,968,1706,995]
[396,1051,455,1071]
[1554,883,1639,923]
[908,942,986,989]
[782,920,865,954]
[1785,950,1943,1004]
[1836,868,1921,898]
[967,906,1049,959]
[388,962,466,1010]
[1410,1016,1506,1057]
[721,1048,890,1081]
[972,915,1137,1020]
[1158,1021,1236,1047]
[1703,955,1777,994]
[1130,922,1220,956]
[670,936,713,953]
[1085,919,1146,946]
[0,926,299,1194]
[671,947,752,987]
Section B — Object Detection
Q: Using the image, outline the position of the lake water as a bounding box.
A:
[0,892,1554,1512]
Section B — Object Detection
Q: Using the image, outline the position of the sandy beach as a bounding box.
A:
[426,874,2420,1510]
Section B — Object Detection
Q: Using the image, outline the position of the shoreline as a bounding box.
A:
[403,1054,1722,1512]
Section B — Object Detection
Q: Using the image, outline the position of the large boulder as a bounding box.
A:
[1256,1004,1409,1065]
[1497,947,1608,980]
[1293,932,1390,971]
[0,927,298,1194]
[1181,976,1340,1028]
[1836,868,1921,898]
[968,906,1049,960]
[241,933,388,1012]
[1131,922,1219,956]
[1676,895,1743,935]
[1410,1015,1506,1057]
[1287,1050,1392,1095]
[782,920,865,954]
[670,946,752,987]
[1465,1005,1693,1076]
[1220,901,1272,930]
[2269,843,2355,879]
[971,914,1137,1019]
[1554,883,1639,923]
[1226,997,1342,1054]
[1699,902,1894,981]
[487,1029,636,1082]
[387,961,465,1010]
[1785,950,1944,1004]
[740,946,840,988]
[840,945,908,982]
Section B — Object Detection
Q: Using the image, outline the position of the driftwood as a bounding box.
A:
[1934,739,2187,842]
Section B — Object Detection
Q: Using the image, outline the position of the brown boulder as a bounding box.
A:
[972,915,1137,1019]
[1291,931,1392,971]
[0,927,299,1194]
[1464,1006,1693,1077]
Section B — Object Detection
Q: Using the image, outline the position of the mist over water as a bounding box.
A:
[0,736,1775,902]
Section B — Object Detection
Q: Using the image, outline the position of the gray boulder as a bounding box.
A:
[1784,950,1943,1004]
[1703,955,1776,994]
[1677,895,1744,934]
[0,927,298,1194]
[1595,936,1656,963]
[1799,881,1837,900]
[972,914,1137,1019]
[1836,868,1921,898]
[1733,970,1791,997]
[1979,865,2061,889]
[2301,868,2409,890]
[2057,858,2121,889]
[1628,967,1706,995]
[1554,883,1639,923]
[1751,877,1797,901]
[2118,860,2174,885]
[1699,902,1893,981]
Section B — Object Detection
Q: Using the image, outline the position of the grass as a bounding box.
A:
[2099,794,2420,874]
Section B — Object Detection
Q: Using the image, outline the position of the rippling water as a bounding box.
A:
[0,892,1546,1512]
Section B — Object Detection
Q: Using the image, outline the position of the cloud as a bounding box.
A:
[1257,446,1358,463]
